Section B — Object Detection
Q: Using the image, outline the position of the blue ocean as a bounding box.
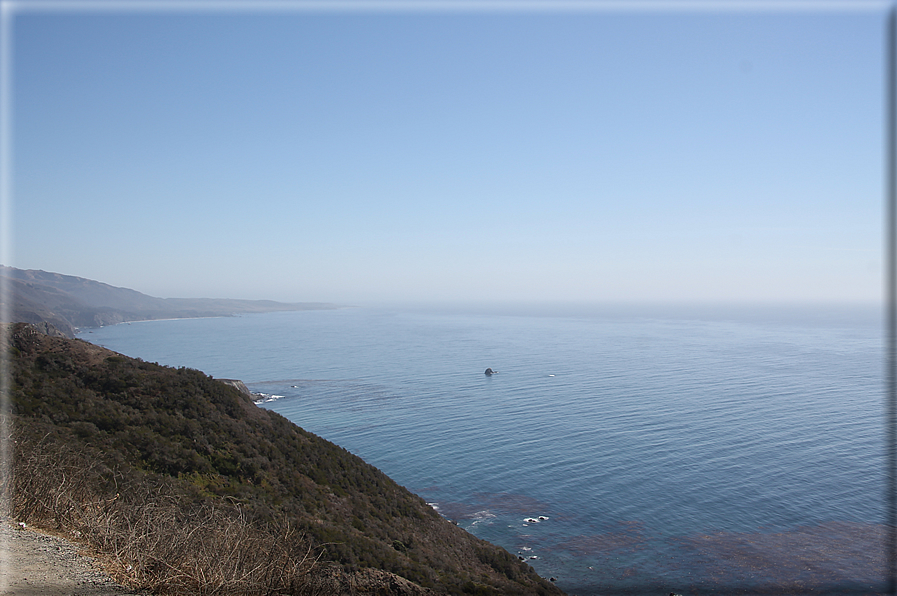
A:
[84,304,886,595]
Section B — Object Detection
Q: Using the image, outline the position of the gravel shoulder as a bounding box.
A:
[0,520,142,596]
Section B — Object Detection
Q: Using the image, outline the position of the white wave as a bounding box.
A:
[469,510,496,526]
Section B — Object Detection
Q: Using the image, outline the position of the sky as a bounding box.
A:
[3,1,889,305]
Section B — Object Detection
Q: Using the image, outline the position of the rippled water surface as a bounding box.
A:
[86,305,886,595]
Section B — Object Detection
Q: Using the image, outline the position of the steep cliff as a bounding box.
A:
[6,323,563,596]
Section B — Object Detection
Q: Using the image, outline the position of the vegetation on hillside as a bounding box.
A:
[4,323,563,596]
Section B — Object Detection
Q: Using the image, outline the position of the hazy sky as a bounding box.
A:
[4,1,888,304]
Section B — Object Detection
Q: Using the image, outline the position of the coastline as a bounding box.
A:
[76,315,231,333]
[82,308,885,594]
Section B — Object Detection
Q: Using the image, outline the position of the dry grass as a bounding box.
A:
[5,422,325,595]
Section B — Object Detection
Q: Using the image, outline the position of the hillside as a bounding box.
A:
[0,267,337,337]
[5,322,563,596]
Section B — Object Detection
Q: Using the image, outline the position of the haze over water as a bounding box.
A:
[86,303,885,595]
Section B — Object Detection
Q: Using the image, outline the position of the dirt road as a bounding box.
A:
[0,520,141,596]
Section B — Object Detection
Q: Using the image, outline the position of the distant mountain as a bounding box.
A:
[0,266,337,337]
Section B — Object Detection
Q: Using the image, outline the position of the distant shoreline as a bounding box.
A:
[78,315,231,331]
[1,265,343,338]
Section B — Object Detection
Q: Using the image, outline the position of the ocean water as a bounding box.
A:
[84,304,886,595]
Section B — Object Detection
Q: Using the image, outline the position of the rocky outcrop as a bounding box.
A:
[28,321,69,338]
[307,568,439,595]
[217,379,253,398]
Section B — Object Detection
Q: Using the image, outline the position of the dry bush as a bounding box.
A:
[6,423,325,595]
